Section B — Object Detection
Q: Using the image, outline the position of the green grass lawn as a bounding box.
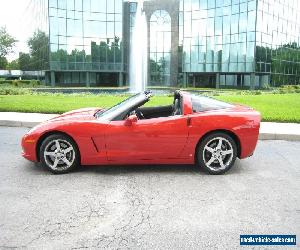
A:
[215,93,300,123]
[0,94,172,113]
[0,93,300,123]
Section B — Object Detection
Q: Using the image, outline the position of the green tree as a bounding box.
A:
[0,56,8,69]
[0,27,17,69]
[255,43,300,86]
[19,52,32,71]
[27,30,49,70]
[6,59,19,70]
[271,43,300,86]
[68,49,86,70]
[0,27,17,57]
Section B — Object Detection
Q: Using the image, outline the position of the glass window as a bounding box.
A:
[58,0,66,9]
[216,0,223,8]
[207,0,215,9]
[184,11,192,37]
[75,0,82,10]
[215,17,222,36]
[239,12,247,33]
[107,22,114,38]
[67,0,75,10]
[223,0,230,6]
[223,5,231,16]
[248,11,256,31]
[207,18,214,36]
[115,0,123,13]
[58,9,66,18]
[90,0,101,12]
[200,0,207,9]
[248,0,256,11]
[246,41,254,61]
[192,95,233,113]
[215,7,223,16]
[240,2,247,12]
[107,14,114,22]
[191,0,200,10]
[232,4,239,15]
[58,18,66,35]
[49,0,57,8]
[49,7,57,16]
[223,16,230,34]
[50,16,58,35]
[83,0,90,12]
[107,0,114,13]
[231,14,239,34]
[150,10,172,85]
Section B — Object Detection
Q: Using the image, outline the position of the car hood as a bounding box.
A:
[48,107,103,122]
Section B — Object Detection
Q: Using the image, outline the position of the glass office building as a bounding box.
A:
[47,0,300,88]
[180,0,257,87]
[48,0,125,86]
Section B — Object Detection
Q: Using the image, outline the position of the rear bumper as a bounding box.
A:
[239,122,260,159]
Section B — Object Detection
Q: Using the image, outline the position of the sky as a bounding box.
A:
[0,0,47,61]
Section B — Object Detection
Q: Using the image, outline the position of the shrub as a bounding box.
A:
[0,80,11,84]
[0,87,32,95]
[0,79,41,87]
[260,82,271,89]
[253,90,262,95]
[280,85,300,92]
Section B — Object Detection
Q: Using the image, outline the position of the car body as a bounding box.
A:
[22,90,260,174]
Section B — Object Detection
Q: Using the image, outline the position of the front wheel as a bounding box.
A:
[197,132,237,175]
[40,134,80,174]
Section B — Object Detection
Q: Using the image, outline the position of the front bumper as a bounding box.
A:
[21,133,38,162]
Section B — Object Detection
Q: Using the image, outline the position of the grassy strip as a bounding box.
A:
[0,94,172,114]
[0,93,299,123]
[215,93,300,123]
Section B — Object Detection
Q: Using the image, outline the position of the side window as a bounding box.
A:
[192,95,233,112]
[192,98,202,112]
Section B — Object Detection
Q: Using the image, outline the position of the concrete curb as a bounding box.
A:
[0,120,39,128]
[1,112,300,141]
[259,133,300,141]
[258,122,300,141]
[0,112,57,128]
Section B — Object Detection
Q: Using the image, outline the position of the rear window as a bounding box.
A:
[191,95,233,112]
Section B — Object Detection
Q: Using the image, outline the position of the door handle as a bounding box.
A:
[187,117,191,126]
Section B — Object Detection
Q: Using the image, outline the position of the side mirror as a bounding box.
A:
[125,115,138,126]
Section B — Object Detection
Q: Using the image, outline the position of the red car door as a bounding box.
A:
[105,115,189,163]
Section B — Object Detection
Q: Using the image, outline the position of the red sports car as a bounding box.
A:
[22,90,260,174]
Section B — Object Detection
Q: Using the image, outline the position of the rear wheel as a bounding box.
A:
[197,132,237,175]
[40,134,79,174]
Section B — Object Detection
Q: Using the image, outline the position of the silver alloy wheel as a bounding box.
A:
[202,136,234,172]
[43,139,75,171]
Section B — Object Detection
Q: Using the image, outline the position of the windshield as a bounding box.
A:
[95,93,148,121]
[191,95,233,112]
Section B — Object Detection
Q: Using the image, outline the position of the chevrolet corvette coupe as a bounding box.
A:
[22,90,260,174]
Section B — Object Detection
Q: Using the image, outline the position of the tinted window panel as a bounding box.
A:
[192,95,233,112]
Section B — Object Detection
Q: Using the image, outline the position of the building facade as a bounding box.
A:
[47,0,300,88]
[47,0,125,86]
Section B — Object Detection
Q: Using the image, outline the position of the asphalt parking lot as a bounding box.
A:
[0,126,299,249]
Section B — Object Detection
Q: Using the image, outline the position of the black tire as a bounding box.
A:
[40,134,80,174]
[197,132,237,175]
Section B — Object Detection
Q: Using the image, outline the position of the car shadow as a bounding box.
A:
[75,160,243,176]
[25,160,243,176]
[76,164,203,175]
